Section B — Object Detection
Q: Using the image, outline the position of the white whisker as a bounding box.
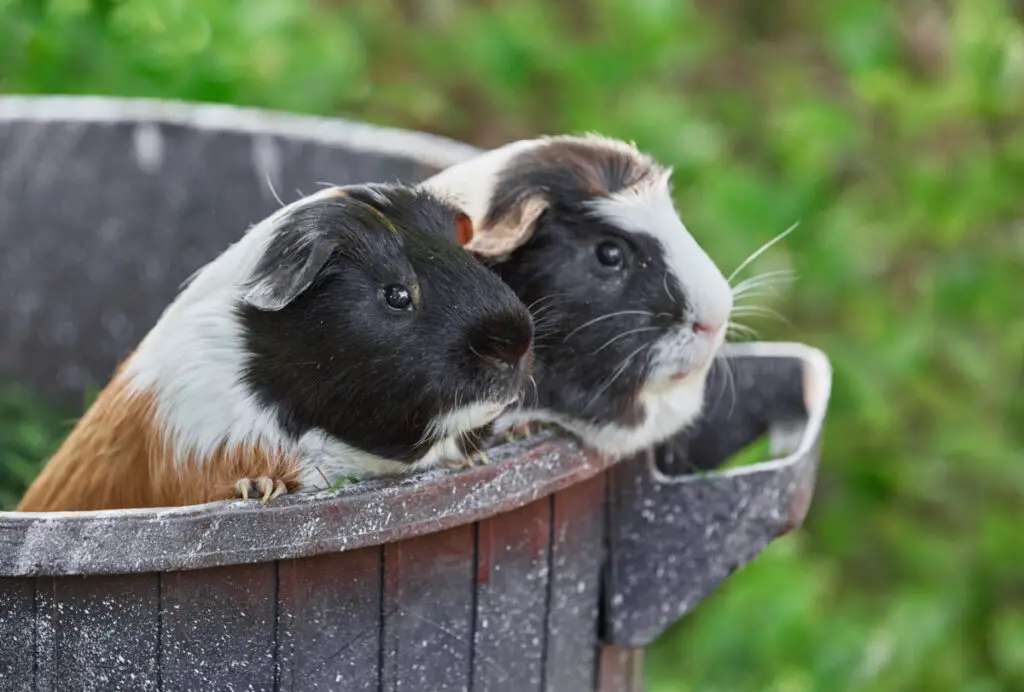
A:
[563,310,654,342]
[591,327,661,355]
[731,269,796,296]
[264,171,285,209]
[727,222,799,284]
[662,271,676,304]
[586,341,654,410]
[732,289,782,304]
[726,322,759,340]
[729,306,791,325]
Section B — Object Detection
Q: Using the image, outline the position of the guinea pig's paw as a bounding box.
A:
[234,476,288,504]
[440,451,490,472]
[502,422,536,443]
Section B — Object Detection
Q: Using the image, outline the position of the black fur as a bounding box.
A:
[485,142,688,429]
[238,185,534,463]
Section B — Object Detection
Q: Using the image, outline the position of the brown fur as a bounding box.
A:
[16,359,301,513]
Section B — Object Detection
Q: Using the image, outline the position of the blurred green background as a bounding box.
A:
[1,0,1022,689]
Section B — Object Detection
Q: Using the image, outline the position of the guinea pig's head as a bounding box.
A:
[236,184,535,469]
[422,135,733,459]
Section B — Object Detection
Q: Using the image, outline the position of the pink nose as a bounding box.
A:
[693,320,724,335]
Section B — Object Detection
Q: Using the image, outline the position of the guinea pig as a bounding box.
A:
[420,134,733,460]
[16,183,534,513]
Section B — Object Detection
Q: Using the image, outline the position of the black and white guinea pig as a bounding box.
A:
[16,183,534,513]
[420,134,733,460]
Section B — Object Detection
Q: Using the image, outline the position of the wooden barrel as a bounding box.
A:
[0,97,832,692]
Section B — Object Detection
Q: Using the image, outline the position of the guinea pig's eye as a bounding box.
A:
[382,284,413,311]
[595,240,625,268]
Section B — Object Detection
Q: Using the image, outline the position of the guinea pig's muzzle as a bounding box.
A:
[466,315,536,406]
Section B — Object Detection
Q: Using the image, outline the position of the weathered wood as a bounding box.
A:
[602,343,832,648]
[0,577,34,691]
[472,496,552,690]
[34,573,160,692]
[277,546,383,691]
[381,524,475,690]
[0,433,609,578]
[160,563,278,690]
[543,474,606,692]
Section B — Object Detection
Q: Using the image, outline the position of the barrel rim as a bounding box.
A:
[0,342,830,577]
[0,94,484,171]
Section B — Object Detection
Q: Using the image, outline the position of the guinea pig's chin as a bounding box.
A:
[643,332,721,395]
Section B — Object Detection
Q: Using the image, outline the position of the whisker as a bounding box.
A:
[727,222,799,285]
[264,170,285,209]
[591,327,661,355]
[531,304,565,323]
[732,289,782,304]
[731,270,796,296]
[730,306,790,324]
[726,322,759,340]
[527,375,539,407]
[721,352,738,419]
[586,341,655,411]
[528,293,569,312]
[733,268,796,285]
[662,271,676,304]
[563,311,654,342]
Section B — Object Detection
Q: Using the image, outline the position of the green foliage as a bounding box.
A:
[1,0,1022,688]
[0,383,71,509]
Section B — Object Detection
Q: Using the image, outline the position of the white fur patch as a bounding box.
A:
[419,138,545,225]
[591,173,733,336]
[494,369,707,459]
[296,398,510,489]
[426,399,511,441]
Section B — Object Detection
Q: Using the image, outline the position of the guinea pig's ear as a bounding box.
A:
[455,212,475,246]
[463,195,548,258]
[242,234,335,312]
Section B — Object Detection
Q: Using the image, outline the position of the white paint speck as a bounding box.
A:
[132,122,164,172]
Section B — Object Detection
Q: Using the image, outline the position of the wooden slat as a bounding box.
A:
[34,573,159,691]
[381,524,475,690]
[543,473,606,692]
[472,496,552,690]
[0,577,34,691]
[277,546,382,691]
[160,563,277,690]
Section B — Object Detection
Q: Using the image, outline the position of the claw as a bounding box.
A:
[502,423,535,443]
[441,456,473,471]
[441,450,490,471]
[233,476,289,504]
[255,477,274,503]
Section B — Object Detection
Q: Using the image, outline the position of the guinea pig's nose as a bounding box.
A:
[470,314,534,373]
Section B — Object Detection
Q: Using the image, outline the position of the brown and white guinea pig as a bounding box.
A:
[420,134,733,460]
[16,183,534,513]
